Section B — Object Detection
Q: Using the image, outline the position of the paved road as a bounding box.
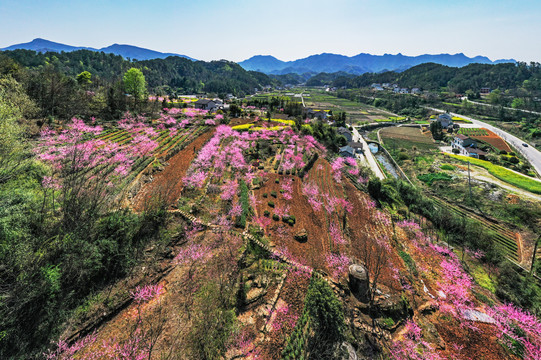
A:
[351,126,385,180]
[427,107,541,178]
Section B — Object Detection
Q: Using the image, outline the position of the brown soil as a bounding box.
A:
[132,130,214,211]
[343,180,405,290]
[230,117,255,126]
[254,171,328,270]
[433,318,516,360]
[469,129,512,153]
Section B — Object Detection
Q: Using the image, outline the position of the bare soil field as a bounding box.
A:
[132,130,214,211]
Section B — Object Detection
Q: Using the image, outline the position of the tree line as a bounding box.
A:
[0,49,276,120]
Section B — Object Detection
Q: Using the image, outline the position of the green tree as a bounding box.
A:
[430,120,444,140]
[123,68,147,111]
[305,277,344,356]
[0,76,36,183]
[511,98,525,109]
[76,71,92,86]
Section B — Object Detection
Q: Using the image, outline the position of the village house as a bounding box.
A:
[348,142,364,154]
[305,108,328,121]
[480,87,491,95]
[337,127,353,142]
[452,134,487,159]
[339,145,355,158]
[432,113,454,129]
[194,99,224,112]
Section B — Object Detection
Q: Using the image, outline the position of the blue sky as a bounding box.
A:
[1,0,539,62]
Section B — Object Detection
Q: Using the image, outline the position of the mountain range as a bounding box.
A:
[1,38,516,75]
[0,38,194,61]
[238,53,516,75]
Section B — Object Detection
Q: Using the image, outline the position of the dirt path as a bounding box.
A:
[460,166,541,202]
[132,130,214,211]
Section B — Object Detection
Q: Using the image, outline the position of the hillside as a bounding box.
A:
[2,106,537,359]
[238,52,515,75]
[331,61,541,93]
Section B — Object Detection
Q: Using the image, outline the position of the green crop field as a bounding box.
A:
[458,128,489,136]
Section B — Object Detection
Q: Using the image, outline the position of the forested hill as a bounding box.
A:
[0,49,274,96]
[332,62,541,93]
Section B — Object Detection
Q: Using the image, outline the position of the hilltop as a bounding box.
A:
[1,38,194,60]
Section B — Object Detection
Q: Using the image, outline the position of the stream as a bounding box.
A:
[369,143,400,179]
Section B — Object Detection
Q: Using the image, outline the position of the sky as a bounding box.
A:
[0,0,540,62]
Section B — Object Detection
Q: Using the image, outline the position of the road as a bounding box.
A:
[351,126,385,180]
[427,107,541,178]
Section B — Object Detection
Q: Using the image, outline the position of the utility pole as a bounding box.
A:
[468,161,473,203]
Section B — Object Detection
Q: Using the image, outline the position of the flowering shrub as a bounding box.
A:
[271,303,298,332]
[325,252,349,279]
[390,320,443,360]
[487,303,541,359]
[130,283,164,303]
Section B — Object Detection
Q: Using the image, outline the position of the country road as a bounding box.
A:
[427,107,541,178]
[351,126,385,180]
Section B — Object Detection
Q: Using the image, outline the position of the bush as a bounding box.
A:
[272,214,280,221]
[263,193,268,198]
[398,152,409,160]
[264,210,270,217]
[275,179,280,184]
[440,164,455,171]
[268,201,275,208]
[271,191,277,198]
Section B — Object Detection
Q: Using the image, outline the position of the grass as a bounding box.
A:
[448,154,541,194]
[440,164,456,171]
[471,264,497,293]
[417,172,453,185]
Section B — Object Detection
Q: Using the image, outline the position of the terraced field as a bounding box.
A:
[430,196,520,262]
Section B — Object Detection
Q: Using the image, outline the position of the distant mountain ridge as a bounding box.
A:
[1,38,194,61]
[238,53,516,75]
